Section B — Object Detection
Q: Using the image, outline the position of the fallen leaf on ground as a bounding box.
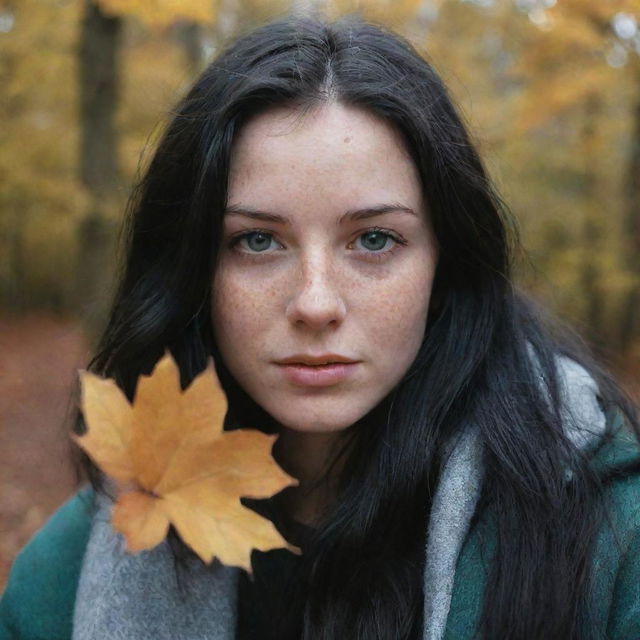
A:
[74,352,300,571]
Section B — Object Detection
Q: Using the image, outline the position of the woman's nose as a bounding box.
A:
[285,254,347,331]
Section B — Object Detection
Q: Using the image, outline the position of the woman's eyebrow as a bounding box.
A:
[224,205,287,224]
[339,204,417,223]
[223,203,416,224]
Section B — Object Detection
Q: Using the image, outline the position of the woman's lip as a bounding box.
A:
[276,354,358,365]
[276,362,359,387]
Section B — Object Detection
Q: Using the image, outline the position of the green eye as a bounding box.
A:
[358,231,393,251]
[242,232,276,252]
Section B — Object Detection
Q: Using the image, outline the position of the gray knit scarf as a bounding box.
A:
[73,356,606,640]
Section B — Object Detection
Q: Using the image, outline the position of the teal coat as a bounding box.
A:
[2,411,640,639]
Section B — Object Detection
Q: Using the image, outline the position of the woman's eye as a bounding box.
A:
[235,231,280,253]
[231,228,404,257]
[355,230,396,252]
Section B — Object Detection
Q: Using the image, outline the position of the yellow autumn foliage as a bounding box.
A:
[327,0,426,28]
[2,0,639,355]
[95,0,216,28]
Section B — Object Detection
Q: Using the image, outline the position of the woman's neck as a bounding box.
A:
[272,427,348,527]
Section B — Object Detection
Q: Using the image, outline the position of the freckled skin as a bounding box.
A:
[211,102,438,434]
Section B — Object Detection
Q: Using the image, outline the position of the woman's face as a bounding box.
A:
[212,102,438,433]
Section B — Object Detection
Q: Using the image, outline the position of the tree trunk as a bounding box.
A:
[619,75,640,355]
[175,21,207,76]
[290,0,325,16]
[579,95,605,349]
[176,0,240,77]
[76,0,123,342]
[216,0,239,44]
[79,0,121,196]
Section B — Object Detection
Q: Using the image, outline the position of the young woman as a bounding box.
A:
[2,15,640,640]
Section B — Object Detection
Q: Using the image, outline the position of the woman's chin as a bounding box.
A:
[255,389,393,435]
[274,415,358,435]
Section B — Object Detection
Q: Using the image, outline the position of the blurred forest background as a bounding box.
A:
[1,0,640,587]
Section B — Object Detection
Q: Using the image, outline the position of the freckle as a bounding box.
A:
[343,136,351,143]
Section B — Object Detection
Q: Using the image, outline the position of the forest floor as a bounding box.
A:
[0,312,638,592]
[0,313,89,590]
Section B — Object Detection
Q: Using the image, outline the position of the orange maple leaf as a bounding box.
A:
[74,352,300,571]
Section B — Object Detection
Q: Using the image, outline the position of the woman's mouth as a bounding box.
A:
[274,355,360,387]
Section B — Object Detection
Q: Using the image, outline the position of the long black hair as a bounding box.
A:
[79,15,639,639]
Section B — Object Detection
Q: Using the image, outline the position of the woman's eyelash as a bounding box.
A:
[228,229,282,253]
[351,228,408,262]
[227,227,408,260]
[349,227,407,251]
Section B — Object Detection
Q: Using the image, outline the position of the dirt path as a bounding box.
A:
[0,313,89,589]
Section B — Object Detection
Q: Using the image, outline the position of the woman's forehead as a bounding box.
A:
[227,102,423,215]
[232,102,407,156]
